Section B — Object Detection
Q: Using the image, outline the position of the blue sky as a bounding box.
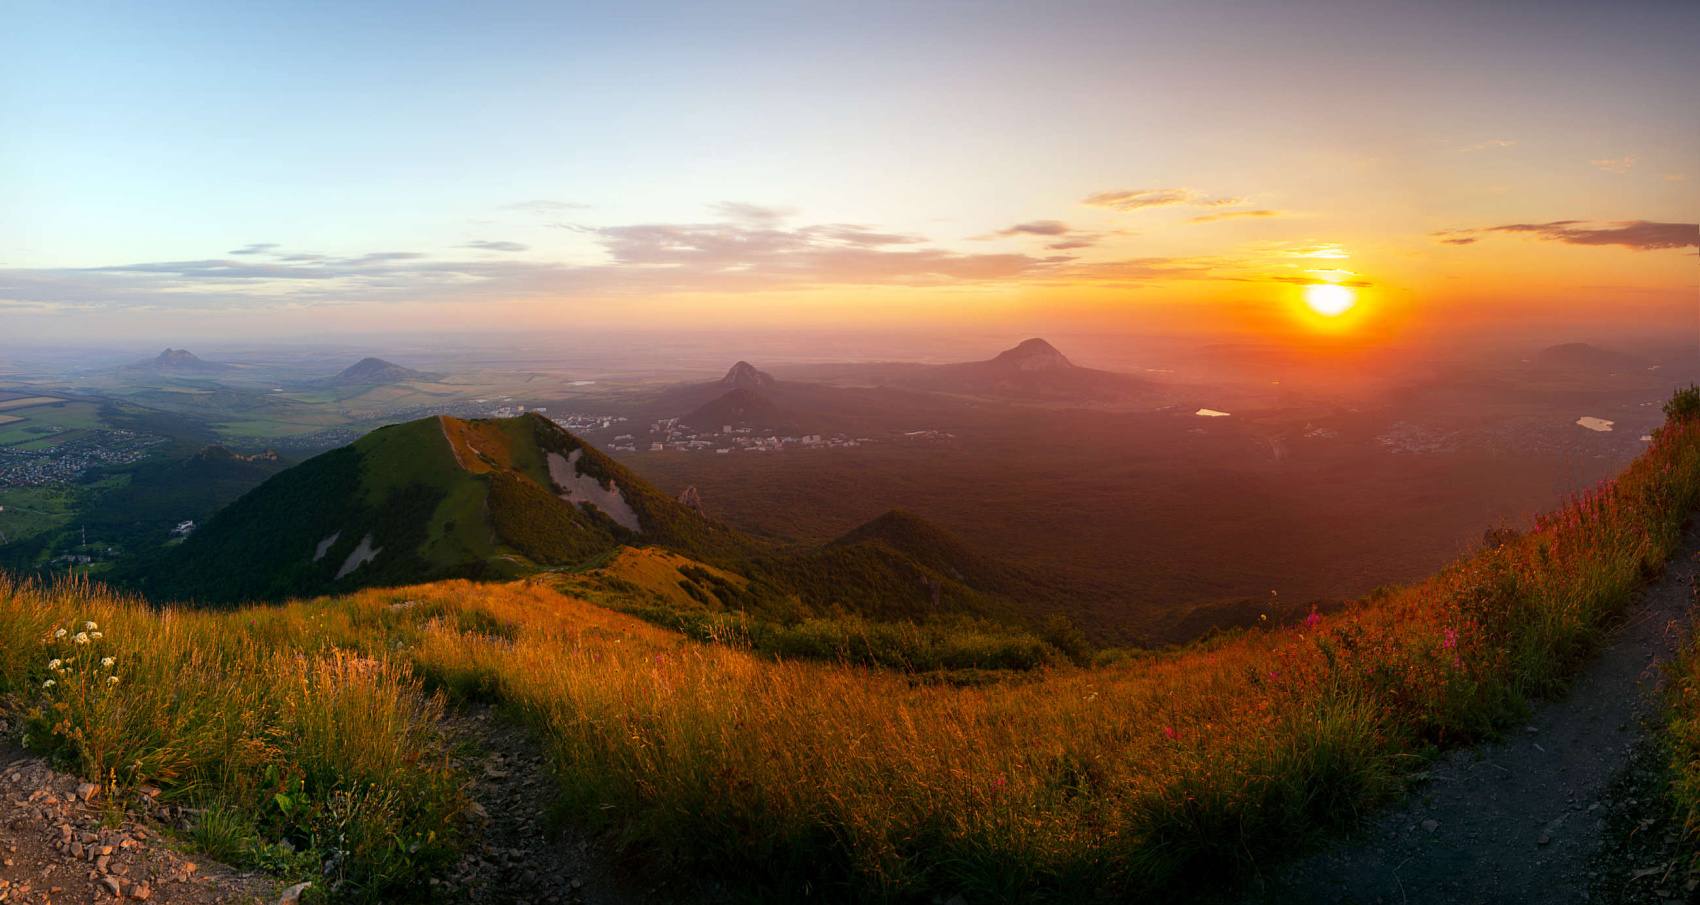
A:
[3,0,1695,341]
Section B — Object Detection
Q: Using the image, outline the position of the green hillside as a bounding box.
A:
[120,413,746,604]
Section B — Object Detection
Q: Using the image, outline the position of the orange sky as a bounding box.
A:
[2,1,1695,348]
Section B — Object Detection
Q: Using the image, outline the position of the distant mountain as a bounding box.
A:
[988,338,1075,372]
[721,361,776,388]
[681,387,788,430]
[123,348,235,374]
[1534,343,1646,373]
[801,338,1150,403]
[329,357,427,386]
[748,509,1030,624]
[126,413,751,603]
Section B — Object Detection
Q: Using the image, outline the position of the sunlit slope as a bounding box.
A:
[8,390,1700,901]
[124,413,747,603]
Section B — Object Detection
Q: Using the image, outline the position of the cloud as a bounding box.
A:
[1589,157,1637,174]
[974,219,1109,249]
[1080,188,1196,211]
[227,243,279,256]
[1260,275,1374,287]
[8,201,1344,313]
[1436,220,1698,251]
[707,202,797,225]
[1186,209,1281,225]
[994,220,1071,237]
[0,212,1078,311]
[1458,139,1517,152]
[501,200,591,214]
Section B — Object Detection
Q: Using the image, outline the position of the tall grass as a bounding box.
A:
[0,578,462,900]
[4,391,1698,901]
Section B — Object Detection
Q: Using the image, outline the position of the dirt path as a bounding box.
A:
[434,705,724,905]
[0,740,279,905]
[1250,534,1700,904]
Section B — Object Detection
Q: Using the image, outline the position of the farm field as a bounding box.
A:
[0,401,107,447]
[0,396,67,411]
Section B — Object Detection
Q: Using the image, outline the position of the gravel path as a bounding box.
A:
[1249,532,1700,904]
[0,740,280,905]
[433,705,725,905]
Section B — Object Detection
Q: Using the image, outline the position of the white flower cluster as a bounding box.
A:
[42,619,118,690]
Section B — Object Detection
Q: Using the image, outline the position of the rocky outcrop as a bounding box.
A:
[678,486,706,517]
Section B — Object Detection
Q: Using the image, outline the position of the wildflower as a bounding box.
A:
[1442,628,1458,650]
[89,632,102,640]
[1305,612,1323,629]
[108,676,120,685]
[74,632,89,644]
[43,679,55,688]
[54,628,66,638]
[47,659,62,670]
[84,622,97,631]
[101,657,115,668]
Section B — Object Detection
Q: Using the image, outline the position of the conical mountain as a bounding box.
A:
[721,361,776,388]
[125,348,235,374]
[988,338,1074,371]
[331,357,426,386]
[124,413,753,604]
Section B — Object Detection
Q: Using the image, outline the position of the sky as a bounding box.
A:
[3,0,1696,349]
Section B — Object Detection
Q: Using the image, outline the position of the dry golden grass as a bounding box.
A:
[5,394,1699,901]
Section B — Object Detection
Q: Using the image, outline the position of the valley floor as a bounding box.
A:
[1251,523,1700,904]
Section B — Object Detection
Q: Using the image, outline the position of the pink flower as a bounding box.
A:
[1442,628,1458,650]
[1162,726,1177,740]
[1305,612,1323,629]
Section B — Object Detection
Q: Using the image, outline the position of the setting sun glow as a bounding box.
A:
[1304,283,1358,317]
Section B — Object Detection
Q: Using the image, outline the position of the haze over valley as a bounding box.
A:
[3,1,1698,902]
[1,330,1687,644]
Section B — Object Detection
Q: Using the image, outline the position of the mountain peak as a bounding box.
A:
[126,348,232,373]
[721,361,776,387]
[332,357,424,385]
[990,338,1073,371]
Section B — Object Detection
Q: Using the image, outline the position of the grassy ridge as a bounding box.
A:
[0,577,462,900]
[3,392,1698,901]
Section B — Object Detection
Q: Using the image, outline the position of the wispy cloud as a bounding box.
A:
[0,210,1083,310]
[1080,189,1193,211]
[993,220,1071,237]
[1434,220,1698,251]
[706,202,797,225]
[227,243,280,256]
[1458,139,1517,152]
[1187,209,1280,225]
[7,200,1344,312]
[975,219,1110,249]
[1589,157,1638,174]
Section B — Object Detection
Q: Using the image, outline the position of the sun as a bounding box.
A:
[1303,283,1357,317]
